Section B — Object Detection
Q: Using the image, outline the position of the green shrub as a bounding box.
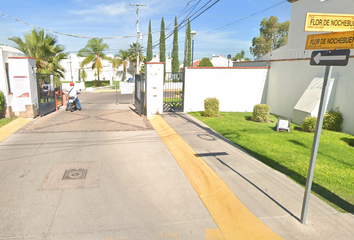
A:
[204,98,219,117]
[198,57,214,67]
[302,116,317,132]
[323,108,343,132]
[252,104,271,123]
[0,90,5,118]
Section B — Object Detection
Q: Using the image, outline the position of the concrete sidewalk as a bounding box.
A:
[160,112,354,240]
[0,99,353,239]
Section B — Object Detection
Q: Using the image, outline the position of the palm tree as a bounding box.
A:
[115,50,130,81]
[9,28,67,85]
[78,38,109,83]
[128,43,144,75]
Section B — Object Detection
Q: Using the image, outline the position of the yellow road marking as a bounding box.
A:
[149,115,282,240]
[0,118,30,143]
[205,228,224,240]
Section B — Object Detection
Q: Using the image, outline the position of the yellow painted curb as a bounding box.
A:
[0,118,31,143]
[149,115,283,240]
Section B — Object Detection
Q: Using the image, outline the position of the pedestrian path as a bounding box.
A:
[0,117,31,142]
[150,115,282,240]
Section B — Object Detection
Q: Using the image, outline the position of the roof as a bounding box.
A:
[0,45,24,55]
[192,60,201,67]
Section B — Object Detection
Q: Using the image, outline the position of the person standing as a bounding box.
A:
[41,81,50,102]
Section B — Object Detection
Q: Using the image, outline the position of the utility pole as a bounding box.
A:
[130,3,146,75]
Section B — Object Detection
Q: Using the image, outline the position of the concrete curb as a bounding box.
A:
[149,115,282,240]
[0,118,31,143]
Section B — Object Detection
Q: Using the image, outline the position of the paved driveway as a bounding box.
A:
[0,92,217,240]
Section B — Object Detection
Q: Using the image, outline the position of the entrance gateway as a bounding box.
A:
[132,66,185,116]
[37,73,56,116]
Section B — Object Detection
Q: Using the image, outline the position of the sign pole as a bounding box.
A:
[300,65,333,224]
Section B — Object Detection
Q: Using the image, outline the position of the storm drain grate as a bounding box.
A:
[62,169,87,180]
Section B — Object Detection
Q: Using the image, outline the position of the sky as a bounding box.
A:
[0,0,293,60]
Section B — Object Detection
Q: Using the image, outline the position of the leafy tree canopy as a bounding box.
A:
[232,50,251,61]
[250,16,290,58]
[198,57,213,67]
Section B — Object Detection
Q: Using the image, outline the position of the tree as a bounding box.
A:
[80,68,87,82]
[146,20,153,62]
[198,57,213,67]
[232,50,251,61]
[186,19,191,67]
[9,29,67,84]
[159,18,166,76]
[172,16,179,73]
[128,42,144,74]
[250,16,290,58]
[78,38,109,83]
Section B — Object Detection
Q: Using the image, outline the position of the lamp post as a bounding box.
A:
[191,30,197,67]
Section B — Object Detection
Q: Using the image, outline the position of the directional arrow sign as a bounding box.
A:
[310,49,350,66]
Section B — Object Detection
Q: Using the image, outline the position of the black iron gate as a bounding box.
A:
[163,72,184,112]
[134,74,146,116]
[37,74,56,116]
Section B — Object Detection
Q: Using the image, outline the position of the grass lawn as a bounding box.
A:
[0,117,18,128]
[84,80,111,88]
[189,111,354,213]
[163,97,182,103]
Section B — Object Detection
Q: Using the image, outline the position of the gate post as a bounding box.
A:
[145,62,164,117]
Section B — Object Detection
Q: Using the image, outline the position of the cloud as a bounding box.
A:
[71,3,130,17]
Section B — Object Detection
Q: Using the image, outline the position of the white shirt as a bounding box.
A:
[68,86,79,98]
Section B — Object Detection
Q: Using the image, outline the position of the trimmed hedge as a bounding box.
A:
[204,98,219,117]
[323,108,343,132]
[302,116,317,133]
[253,104,271,123]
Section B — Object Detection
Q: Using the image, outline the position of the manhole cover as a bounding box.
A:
[62,169,87,180]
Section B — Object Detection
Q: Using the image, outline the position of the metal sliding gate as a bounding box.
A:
[134,74,146,116]
[37,74,56,116]
[163,72,184,112]
[115,81,134,104]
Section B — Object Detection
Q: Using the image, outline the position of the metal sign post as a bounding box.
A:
[300,65,332,224]
[301,12,352,224]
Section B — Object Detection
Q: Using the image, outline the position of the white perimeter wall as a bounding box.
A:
[184,67,268,112]
[266,59,354,134]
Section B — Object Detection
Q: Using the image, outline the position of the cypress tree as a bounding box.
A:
[147,20,153,62]
[172,16,179,74]
[187,19,191,67]
[159,18,166,64]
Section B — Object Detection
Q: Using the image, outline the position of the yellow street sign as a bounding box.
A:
[305,12,354,32]
[305,31,354,50]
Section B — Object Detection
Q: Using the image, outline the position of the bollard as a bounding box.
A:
[62,92,67,106]
[55,92,58,111]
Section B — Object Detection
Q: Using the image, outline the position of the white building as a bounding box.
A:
[0,45,39,118]
[59,54,135,84]
[210,54,233,67]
